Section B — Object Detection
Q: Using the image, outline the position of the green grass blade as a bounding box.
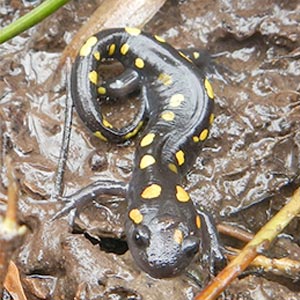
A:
[0,0,71,44]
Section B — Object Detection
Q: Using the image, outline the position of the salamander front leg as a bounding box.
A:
[52,180,127,225]
[197,209,226,275]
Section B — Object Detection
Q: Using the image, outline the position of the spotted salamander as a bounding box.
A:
[61,27,224,278]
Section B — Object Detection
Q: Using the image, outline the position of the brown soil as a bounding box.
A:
[0,0,299,299]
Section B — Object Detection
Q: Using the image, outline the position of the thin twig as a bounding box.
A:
[194,187,300,300]
[52,60,73,200]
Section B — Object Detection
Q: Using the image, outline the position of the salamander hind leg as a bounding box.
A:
[98,68,141,99]
[96,67,147,142]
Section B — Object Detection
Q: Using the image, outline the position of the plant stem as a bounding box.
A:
[0,0,70,44]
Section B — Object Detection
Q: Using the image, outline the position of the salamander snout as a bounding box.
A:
[126,221,200,278]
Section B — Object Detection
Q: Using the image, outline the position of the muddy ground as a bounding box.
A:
[0,0,300,299]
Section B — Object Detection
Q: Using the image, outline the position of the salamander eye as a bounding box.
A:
[182,236,200,257]
[133,225,150,248]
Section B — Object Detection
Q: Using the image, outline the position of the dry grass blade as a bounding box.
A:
[0,157,26,296]
[4,261,27,300]
[58,0,167,68]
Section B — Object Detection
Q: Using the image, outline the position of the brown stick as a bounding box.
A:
[194,187,300,300]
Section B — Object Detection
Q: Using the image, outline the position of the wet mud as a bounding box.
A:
[0,0,300,299]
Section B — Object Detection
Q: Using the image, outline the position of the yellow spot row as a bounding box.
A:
[135,57,145,69]
[141,183,162,199]
[98,86,106,95]
[168,163,178,174]
[204,78,214,99]
[94,131,108,142]
[140,133,155,147]
[193,51,200,59]
[102,118,113,129]
[196,215,201,229]
[125,27,141,36]
[93,51,101,61]
[178,51,193,63]
[129,208,143,224]
[80,36,98,57]
[173,229,183,245]
[140,154,156,169]
[161,111,175,121]
[129,208,198,243]
[175,150,185,166]
[175,185,190,202]
[158,73,172,86]
[108,43,116,56]
[169,94,184,107]
[129,206,202,231]
[154,35,165,43]
[140,183,190,203]
[192,128,209,143]
[89,71,98,85]
[120,43,129,55]
[209,113,215,125]
[124,121,144,140]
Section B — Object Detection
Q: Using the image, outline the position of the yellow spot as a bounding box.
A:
[209,113,215,125]
[173,229,184,245]
[94,131,108,142]
[168,163,178,174]
[193,136,199,143]
[98,86,106,95]
[179,51,193,63]
[158,73,172,86]
[193,51,200,59]
[175,150,185,166]
[199,129,209,141]
[154,35,165,43]
[176,185,190,202]
[140,133,155,147]
[79,36,98,56]
[135,57,144,69]
[129,209,143,224]
[120,43,129,55]
[204,78,214,99]
[93,51,101,61]
[124,121,143,140]
[169,94,184,107]
[108,43,116,56]
[102,118,113,129]
[141,184,162,199]
[89,71,98,85]
[125,27,141,36]
[196,215,201,229]
[140,154,156,169]
[161,111,175,121]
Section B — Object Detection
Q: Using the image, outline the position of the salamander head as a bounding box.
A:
[126,213,200,278]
